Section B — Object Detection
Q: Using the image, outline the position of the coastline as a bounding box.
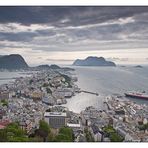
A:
[1,67,148,142]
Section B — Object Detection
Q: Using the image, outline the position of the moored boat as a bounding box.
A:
[125,91,148,100]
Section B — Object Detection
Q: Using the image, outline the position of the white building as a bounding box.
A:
[44,112,67,128]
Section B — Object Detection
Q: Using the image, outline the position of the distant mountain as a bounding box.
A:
[134,65,143,68]
[35,64,61,70]
[36,64,50,70]
[73,56,116,66]
[0,54,28,69]
[49,64,61,69]
[34,64,75,71]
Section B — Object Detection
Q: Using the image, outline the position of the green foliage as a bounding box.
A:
[39,120,50,133]
[7,136,30,142]
[54,134,71,142]
[54,127,73,142]
[0,122,74,142]
[46,87,52,94]
[84,128,94,142]
[103,125,124,142]
[0,129,7,142]
[59,127,73,140]
[29,136,43,142]
[139,123,148,131]
[29,79,33,84]
[47,132,55,142]
[109,132,124,142]
[43,83,49,87]
[103,125,115,134]
[36,120,51,141]
[0,99,8,107]
[7,122,19,129]
[0,122,30,142]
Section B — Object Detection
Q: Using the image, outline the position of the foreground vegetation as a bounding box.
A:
[84,128,94,142]
[0,122,29,142]
[0,120,74,142]
[103,125,124,142]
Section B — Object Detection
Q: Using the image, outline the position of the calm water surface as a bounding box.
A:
[64,66,148,113]
[1,66,148,113]
[0,71,32,85]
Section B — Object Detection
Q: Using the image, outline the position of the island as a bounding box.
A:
[134,65,143,68]
[72,56,116,66]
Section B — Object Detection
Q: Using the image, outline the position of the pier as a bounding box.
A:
[0,78,15,80]
[79,90,99,96]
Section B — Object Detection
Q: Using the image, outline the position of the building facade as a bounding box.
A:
[44,112,67,128]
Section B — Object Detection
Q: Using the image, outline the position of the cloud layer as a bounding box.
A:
[0,6,148,65]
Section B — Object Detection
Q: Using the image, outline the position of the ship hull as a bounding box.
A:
[125,93,148,100]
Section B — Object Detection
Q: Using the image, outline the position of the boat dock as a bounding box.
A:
[0,78,15,80]
[79,90,99,96]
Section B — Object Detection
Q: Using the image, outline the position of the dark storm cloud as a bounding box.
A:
[0,6,148,26]
[36,29,56,36]
[0,31,37,42]
[1,6,148,52]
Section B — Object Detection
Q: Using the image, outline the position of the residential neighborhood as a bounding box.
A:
[1,68,148,142]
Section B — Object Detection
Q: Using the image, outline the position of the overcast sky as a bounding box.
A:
[0,6,148,66]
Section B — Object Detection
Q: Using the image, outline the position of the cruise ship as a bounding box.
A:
[125,91,148,100]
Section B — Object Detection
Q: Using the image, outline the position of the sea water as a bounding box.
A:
[64,66,148,113]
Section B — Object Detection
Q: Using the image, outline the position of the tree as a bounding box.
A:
[54,127,74,142]
[103,125,124,142]
[39,120,50,133]
[54,134,71,142]
[1,99,8,107]
[29,79,33,84]
[139,123,148,131]
[0,122,30,142]
[43,83,49,87]
[37,120,50,141]
[0,129,7,142]
[7,136,30,142]
[84,128,94,142]
[47,132,55,142]
[109,132,124,142]
[46,87,52,94]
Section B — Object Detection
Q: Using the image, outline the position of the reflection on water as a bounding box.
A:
[0,71,32,85]
[64,66,148,113]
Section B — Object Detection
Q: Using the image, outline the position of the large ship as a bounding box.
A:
[125,91,148,100]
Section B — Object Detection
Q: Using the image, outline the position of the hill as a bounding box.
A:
[73,56,116,66]
[0,54,28,69]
